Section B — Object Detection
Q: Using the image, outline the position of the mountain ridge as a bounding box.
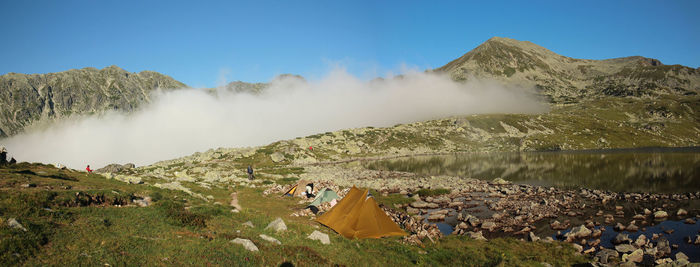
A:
[435,37,699,103]
[0,65,187,137]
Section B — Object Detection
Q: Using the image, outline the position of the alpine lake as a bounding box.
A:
[362,147,700,261]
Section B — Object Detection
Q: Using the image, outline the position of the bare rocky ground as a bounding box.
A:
[280,164,700,266]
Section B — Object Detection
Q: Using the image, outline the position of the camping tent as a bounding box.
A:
[309,188,339,207]
[283,179,310,197]
[316,186,406,239]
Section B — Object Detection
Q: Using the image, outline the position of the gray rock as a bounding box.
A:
[231,238,259,252]
[528,232,540,242]
[571,243,583,253]
[615,244,636,253]
[270,152,285,163]
[634,234,647,247]
[242,221,254,228]
[307,230,330,244]
[133,197,152,207]
[613,233,631,244]
[492,178,510,185]
[481,221,497,231]
[565,225,591,239]
[675,252,688,262]
[467,231,487,241]
[654,210,668,219]
[677,209,688,216]
[622,249,643,263]
[259,234,281,245]
[265,218,287,232]
[657,238,671,256]
[7,218,27,232]
[410,201,439,209]
[595,248,619,264]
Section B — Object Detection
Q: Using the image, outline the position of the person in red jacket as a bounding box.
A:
[86,165,93,173]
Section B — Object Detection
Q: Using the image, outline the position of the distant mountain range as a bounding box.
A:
[1,37,698,138]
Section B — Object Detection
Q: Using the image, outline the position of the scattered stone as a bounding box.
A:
[231,238,258,252]
[625,222,638,232]
[492,178,509,185]
[230,192,242,211]
[634,234,647,247]
[481,221,497,232]
[259,234,281,245]
[676,209,688,216]
[467,231,487,241]
[133,197,152,207]
[307,230,330,244]
[528,232,540,242]
[657,238,671,257]
[7,218,28,232]
[564,225,591,240]
[242,221,254,228]
[643,208,652,215]
[265,218,287,232]
[595,248,619,264]
[654,210,668,219]
[571,243,583,253]
[583,247,595,254]
[613,233,631,244]
[622,249,643,263]
[675,252,688,262]
[615,244,636,253]
[632,214,645,220]
[684,218,696,224]
[410,201,439,209]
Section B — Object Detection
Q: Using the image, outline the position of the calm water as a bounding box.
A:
[363,147,700,193]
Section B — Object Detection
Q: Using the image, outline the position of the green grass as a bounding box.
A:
[0,163,588,266]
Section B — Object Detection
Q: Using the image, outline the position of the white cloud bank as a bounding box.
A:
[3,70,547,169]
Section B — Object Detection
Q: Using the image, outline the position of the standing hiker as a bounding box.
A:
[247,165,254,180]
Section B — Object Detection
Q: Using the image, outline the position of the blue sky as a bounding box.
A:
[1,0,698,87]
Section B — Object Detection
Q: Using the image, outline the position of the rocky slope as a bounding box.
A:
[436,37,700,103]
[0,66,187,137]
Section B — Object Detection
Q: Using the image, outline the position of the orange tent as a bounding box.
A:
[316,186,406,239]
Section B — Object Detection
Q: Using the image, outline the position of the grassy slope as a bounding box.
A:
[0,163,586,266]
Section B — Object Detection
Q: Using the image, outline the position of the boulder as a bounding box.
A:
[595,248,619,264]
[481,221,497,232]
[657,238,671,256]
[308,230,330,244]
[676,209,688,216]
[242,221,254,228]
[615,244,636,253]
[492,178,510,185]
[675,252,689,262]
[265,218,287,232]
[565,225,591,240]
[654,210,668,219]
[621,249,643,263]
[528,232,540,242]
[411,201,439,209]
[231,238,258,252]
[634,234,647,247]
[259,234,281,245]
[613,233,631,244]
[467,231,487,241]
